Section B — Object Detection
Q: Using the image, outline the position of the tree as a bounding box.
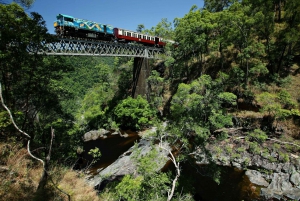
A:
[257,91,300,127]
[169,74,236,147]
[113,95,156,130]
[204,0,234,12]
[0,3,76,161]
[152,18,174,39]
[0,83,52,192]
[0,0,35,8]
[136,24,145,33]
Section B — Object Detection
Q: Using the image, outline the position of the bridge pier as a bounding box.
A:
[132,57,150,100]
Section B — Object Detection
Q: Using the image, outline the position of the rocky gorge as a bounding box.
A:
[80,123,300,201]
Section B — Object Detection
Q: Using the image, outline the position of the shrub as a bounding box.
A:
[115,175,143,201]
[114,95,156,130]
[279,152,290,163]
[249,142,260,154]
[248,129,268,143]
[237,147,246,153]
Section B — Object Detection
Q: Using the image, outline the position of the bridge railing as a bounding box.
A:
[26,37,165,58]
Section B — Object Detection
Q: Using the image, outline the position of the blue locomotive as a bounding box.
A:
[54,14,114,40]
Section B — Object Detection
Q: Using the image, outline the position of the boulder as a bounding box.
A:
[87,139,170,188]
[290,171,300,186]
[245,170,269,187]
[83,129,110,142]
[261,172,300,200]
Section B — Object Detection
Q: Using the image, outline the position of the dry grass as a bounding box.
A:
[232,110,264,119]
[0,142,40,201]
[55,170,100,201]
[0,141,102,201]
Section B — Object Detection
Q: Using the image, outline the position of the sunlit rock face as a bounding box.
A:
[86,139,170,189]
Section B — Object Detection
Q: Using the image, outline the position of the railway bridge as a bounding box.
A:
[27,37,166,98]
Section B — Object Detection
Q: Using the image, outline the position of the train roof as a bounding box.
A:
[56,14,113,27]
[115,28,157,37]
[57,14,74,19]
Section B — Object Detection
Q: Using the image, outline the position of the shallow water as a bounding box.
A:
[177,163,261,201]
[83,130,140,174]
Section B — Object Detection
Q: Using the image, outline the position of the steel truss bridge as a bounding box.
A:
[27,37,165,59]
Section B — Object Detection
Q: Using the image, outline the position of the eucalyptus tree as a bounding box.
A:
[136,24,145,33]
[273,0,300,74]
[204,0,235,12]
[169,74,236,147]
[173,6,220,79]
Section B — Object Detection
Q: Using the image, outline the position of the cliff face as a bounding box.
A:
[193,129,300,200]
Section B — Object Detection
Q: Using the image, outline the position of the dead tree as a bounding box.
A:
[0,83,70,200]
[159,135,181,201]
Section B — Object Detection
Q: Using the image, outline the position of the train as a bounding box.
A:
[53,14,172,47]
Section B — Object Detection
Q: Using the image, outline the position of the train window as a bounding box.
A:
[127,32,131,37]
[133,34,137,38]
[138,35,142,39]
[122,30,125,35]
[147,37,150,40]
[151,37,154,41]
[143,36,146,39]
[64,17,73,22]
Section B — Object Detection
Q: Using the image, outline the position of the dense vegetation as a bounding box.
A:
[1,0,300,200]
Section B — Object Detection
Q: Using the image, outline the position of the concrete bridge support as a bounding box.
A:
[132,57,151,99]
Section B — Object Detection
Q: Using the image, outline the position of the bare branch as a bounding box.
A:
[27,140,45,166]
[159,135,181,201]
[1,82,70,199]
[0,83,31,139]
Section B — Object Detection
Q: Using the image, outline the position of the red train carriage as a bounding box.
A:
[113,28,166,47]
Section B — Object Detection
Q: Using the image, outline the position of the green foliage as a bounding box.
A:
[214,146,223,155]
[248,129,268,143]
[13,0,35,8]
[114,95,156,130]
[279,152,290,163]
[115,144,172,201]
[136,147,160,175]
[0,111,11,131]
[232,153,241,159]
[76,84,112,129]
[272,143,281,152]
[0,3,82,161]
[140,172,171,200]
[225,145,233,154]
[169,74,236,145]
[216,131,228,141]
[237,147,246,153]
[257,92,300,124]
[248,141,261,154]
[141,18,174,39]
[88,147,102,164]
[204,0,234,12]
[147,71,165,110]
[278,90,297,109]
[115,175,143,201]
[217,92,237,106]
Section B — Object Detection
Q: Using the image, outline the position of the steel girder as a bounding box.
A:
[27,38,164,58]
